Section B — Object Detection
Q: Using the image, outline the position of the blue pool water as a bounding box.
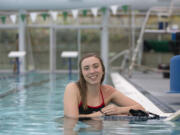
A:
[0,72,179,135]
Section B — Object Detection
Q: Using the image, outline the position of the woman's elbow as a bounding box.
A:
[64,110,79,119]
[137,104,146,111]
[64,113,79,119]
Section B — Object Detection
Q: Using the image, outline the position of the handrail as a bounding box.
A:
[128,0,177,77]
[128,7,153,76]
[110,50,129,64]
[110,50,130,71]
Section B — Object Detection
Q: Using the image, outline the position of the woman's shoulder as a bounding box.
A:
[65,82,79,93]
[101,84,116,91]
[66,82,78,88]
[101,84,116,96]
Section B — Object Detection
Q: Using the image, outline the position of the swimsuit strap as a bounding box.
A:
[100,87,105,105]
[79,87,105,107]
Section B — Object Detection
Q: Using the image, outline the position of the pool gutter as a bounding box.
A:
[111,72,172,117]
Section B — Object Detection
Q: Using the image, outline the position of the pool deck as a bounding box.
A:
[111,71,180,117]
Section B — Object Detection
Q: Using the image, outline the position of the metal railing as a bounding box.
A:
[110,49,130,71]
[128,0,178,77]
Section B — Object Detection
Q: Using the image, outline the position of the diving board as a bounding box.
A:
[111,72,172,117]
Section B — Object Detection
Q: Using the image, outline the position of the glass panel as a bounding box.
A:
[0,29,18,71]
[29,28,49,70]
[56,29,78,70]
[109,27,130,67]
[81,29,101,56]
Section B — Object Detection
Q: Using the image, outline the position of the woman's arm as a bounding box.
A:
[64,82,80,118]
[102,90,145,115]
[63,117,78,135]
[79,111,104,118]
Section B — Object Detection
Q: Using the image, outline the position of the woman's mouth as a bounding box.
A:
[88,75,98,80]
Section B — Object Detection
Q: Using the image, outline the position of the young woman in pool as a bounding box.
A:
[64,53,145,118]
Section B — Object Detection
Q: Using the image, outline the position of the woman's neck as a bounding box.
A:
[86,84,101,96]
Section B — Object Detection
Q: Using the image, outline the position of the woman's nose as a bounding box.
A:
[89,67,95,73]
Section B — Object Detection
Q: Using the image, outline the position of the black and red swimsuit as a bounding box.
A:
[78,88,105,114]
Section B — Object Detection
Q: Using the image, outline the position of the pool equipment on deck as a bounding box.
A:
[170,55,180,93]
[61,51,78,80]
[8,51,26,74]
[103,109,180,122]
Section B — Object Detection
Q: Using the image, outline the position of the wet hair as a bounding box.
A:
[76,53,105,109]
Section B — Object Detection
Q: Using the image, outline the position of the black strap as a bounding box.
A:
[129,109,160,120]
[148,112,160,119]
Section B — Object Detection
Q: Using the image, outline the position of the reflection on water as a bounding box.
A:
[55,116,180,135]
[56,117,104,135]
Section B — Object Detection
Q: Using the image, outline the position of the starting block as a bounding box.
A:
[61,51,78,80]
[8,51,26,74]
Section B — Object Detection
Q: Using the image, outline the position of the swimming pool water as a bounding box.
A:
[0,72,179,135]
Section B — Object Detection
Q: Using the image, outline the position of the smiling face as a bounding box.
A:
[81,56,104,85]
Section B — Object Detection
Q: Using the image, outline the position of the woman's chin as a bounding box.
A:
[87,80,100,85]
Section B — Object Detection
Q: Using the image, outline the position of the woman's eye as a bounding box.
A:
[94,64,99,68]
[83,67,89,70]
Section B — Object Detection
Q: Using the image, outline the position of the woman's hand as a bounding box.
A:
[91,111,105,117]
[101,104,123,115]
[79,110,105,118]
